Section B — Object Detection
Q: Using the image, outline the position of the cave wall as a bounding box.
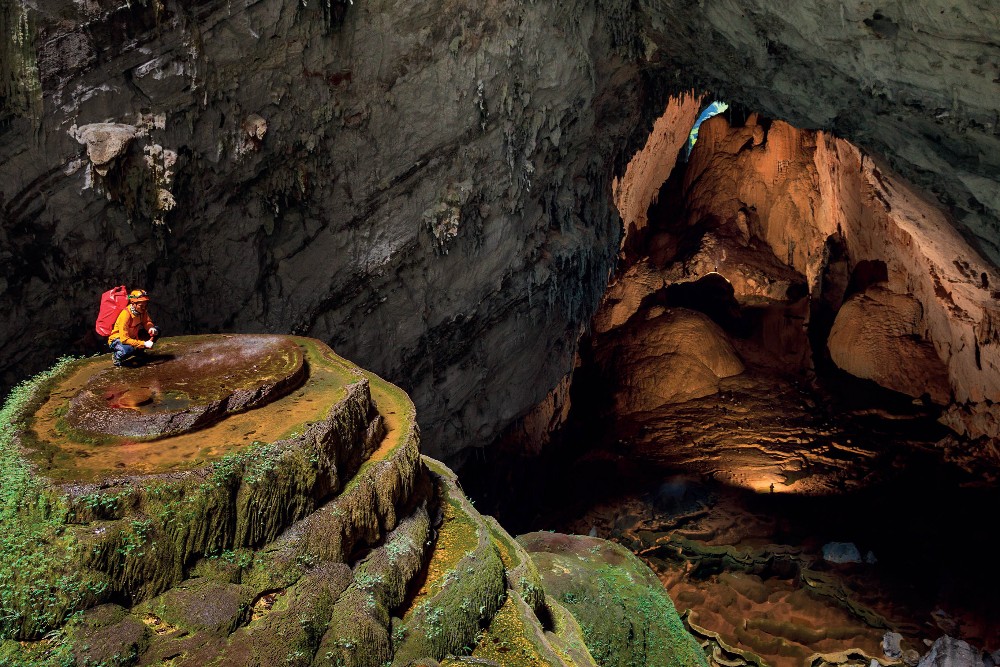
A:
[2,0,999,462]
[0,0,643,462]
[683,115,999,434]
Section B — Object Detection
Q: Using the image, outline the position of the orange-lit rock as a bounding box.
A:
[612,92,703,259]
[597,307,744,413]
[605,107,999,441]
[827,286,951,404]
[683,115,835,291]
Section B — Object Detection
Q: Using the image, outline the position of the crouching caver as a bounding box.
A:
[108,289,159,367]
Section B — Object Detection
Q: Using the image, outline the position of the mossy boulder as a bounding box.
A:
[391,458,507,665]
[518,532,709,667]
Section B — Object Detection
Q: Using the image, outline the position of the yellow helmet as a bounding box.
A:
[128,289,150,303]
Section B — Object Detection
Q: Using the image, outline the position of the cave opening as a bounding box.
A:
[461,94,1000,666]
[684,100,729,161]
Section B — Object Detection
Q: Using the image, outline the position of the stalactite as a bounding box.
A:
[0,0,42,126]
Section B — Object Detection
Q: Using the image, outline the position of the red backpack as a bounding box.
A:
[96,285,129,337]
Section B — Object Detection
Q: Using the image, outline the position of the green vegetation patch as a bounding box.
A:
[518,533,708,667]
[0,357,110,646]
[391,459,506,665]
[484,515,545,615]
[543,596,599,667]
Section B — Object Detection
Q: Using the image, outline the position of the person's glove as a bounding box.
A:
[144,340,154,349]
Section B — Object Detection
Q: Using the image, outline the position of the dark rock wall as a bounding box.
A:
[2,0,998,462]
[1,0,639,461]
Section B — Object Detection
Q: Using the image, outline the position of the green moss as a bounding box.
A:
[483,516,545,615]
[1,340,386,644]
[519,534,708,667]
[544,596,599,667]
[314,506,430,667]
[391,461,506,665]
[0,358,109,643]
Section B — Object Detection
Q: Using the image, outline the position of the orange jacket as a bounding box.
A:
[108,306,155,347]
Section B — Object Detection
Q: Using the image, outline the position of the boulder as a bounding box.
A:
[828,286,951,404]
[821,542,862,564]
[917,636,985,667]
[518,531,708,667]
[598,307,744,413]
[882,631,904,659]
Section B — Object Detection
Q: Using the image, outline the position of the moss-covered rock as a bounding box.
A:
[315,503,431,667]
[0,338,704,667]
[543,596,599,667]
[67,604,150,667]
[518,532,709,667]
[0,338,383,642]
[391,458,506,666]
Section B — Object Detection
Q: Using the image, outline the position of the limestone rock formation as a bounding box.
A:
[3,0,1000,467]
[66,335,306,438]
[0,337,701,666]
[828,286,951,404]
[592,108,999,448]
[917,636,990,667]
[596,307,745,414]
[72,123,139,176]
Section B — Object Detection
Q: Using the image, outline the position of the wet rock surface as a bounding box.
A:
[66,335,304,439]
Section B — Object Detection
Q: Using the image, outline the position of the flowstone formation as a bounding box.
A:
[0,335,705,666]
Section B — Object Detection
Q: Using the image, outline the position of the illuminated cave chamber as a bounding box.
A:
[605,93,1000,456]
[500,94,1000,665]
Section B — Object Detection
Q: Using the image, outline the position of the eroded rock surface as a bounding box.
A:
[0,338,697,666]
[66,335,305,438]
[596,306,745,413]
[588,109,999,451]
[828,287,951,404]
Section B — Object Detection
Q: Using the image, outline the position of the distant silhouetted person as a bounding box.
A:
[108,290,159,367]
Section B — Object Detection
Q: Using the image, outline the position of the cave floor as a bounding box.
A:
[496,367,1000,666]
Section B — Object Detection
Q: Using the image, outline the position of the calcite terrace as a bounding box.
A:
[0,336,705,666]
